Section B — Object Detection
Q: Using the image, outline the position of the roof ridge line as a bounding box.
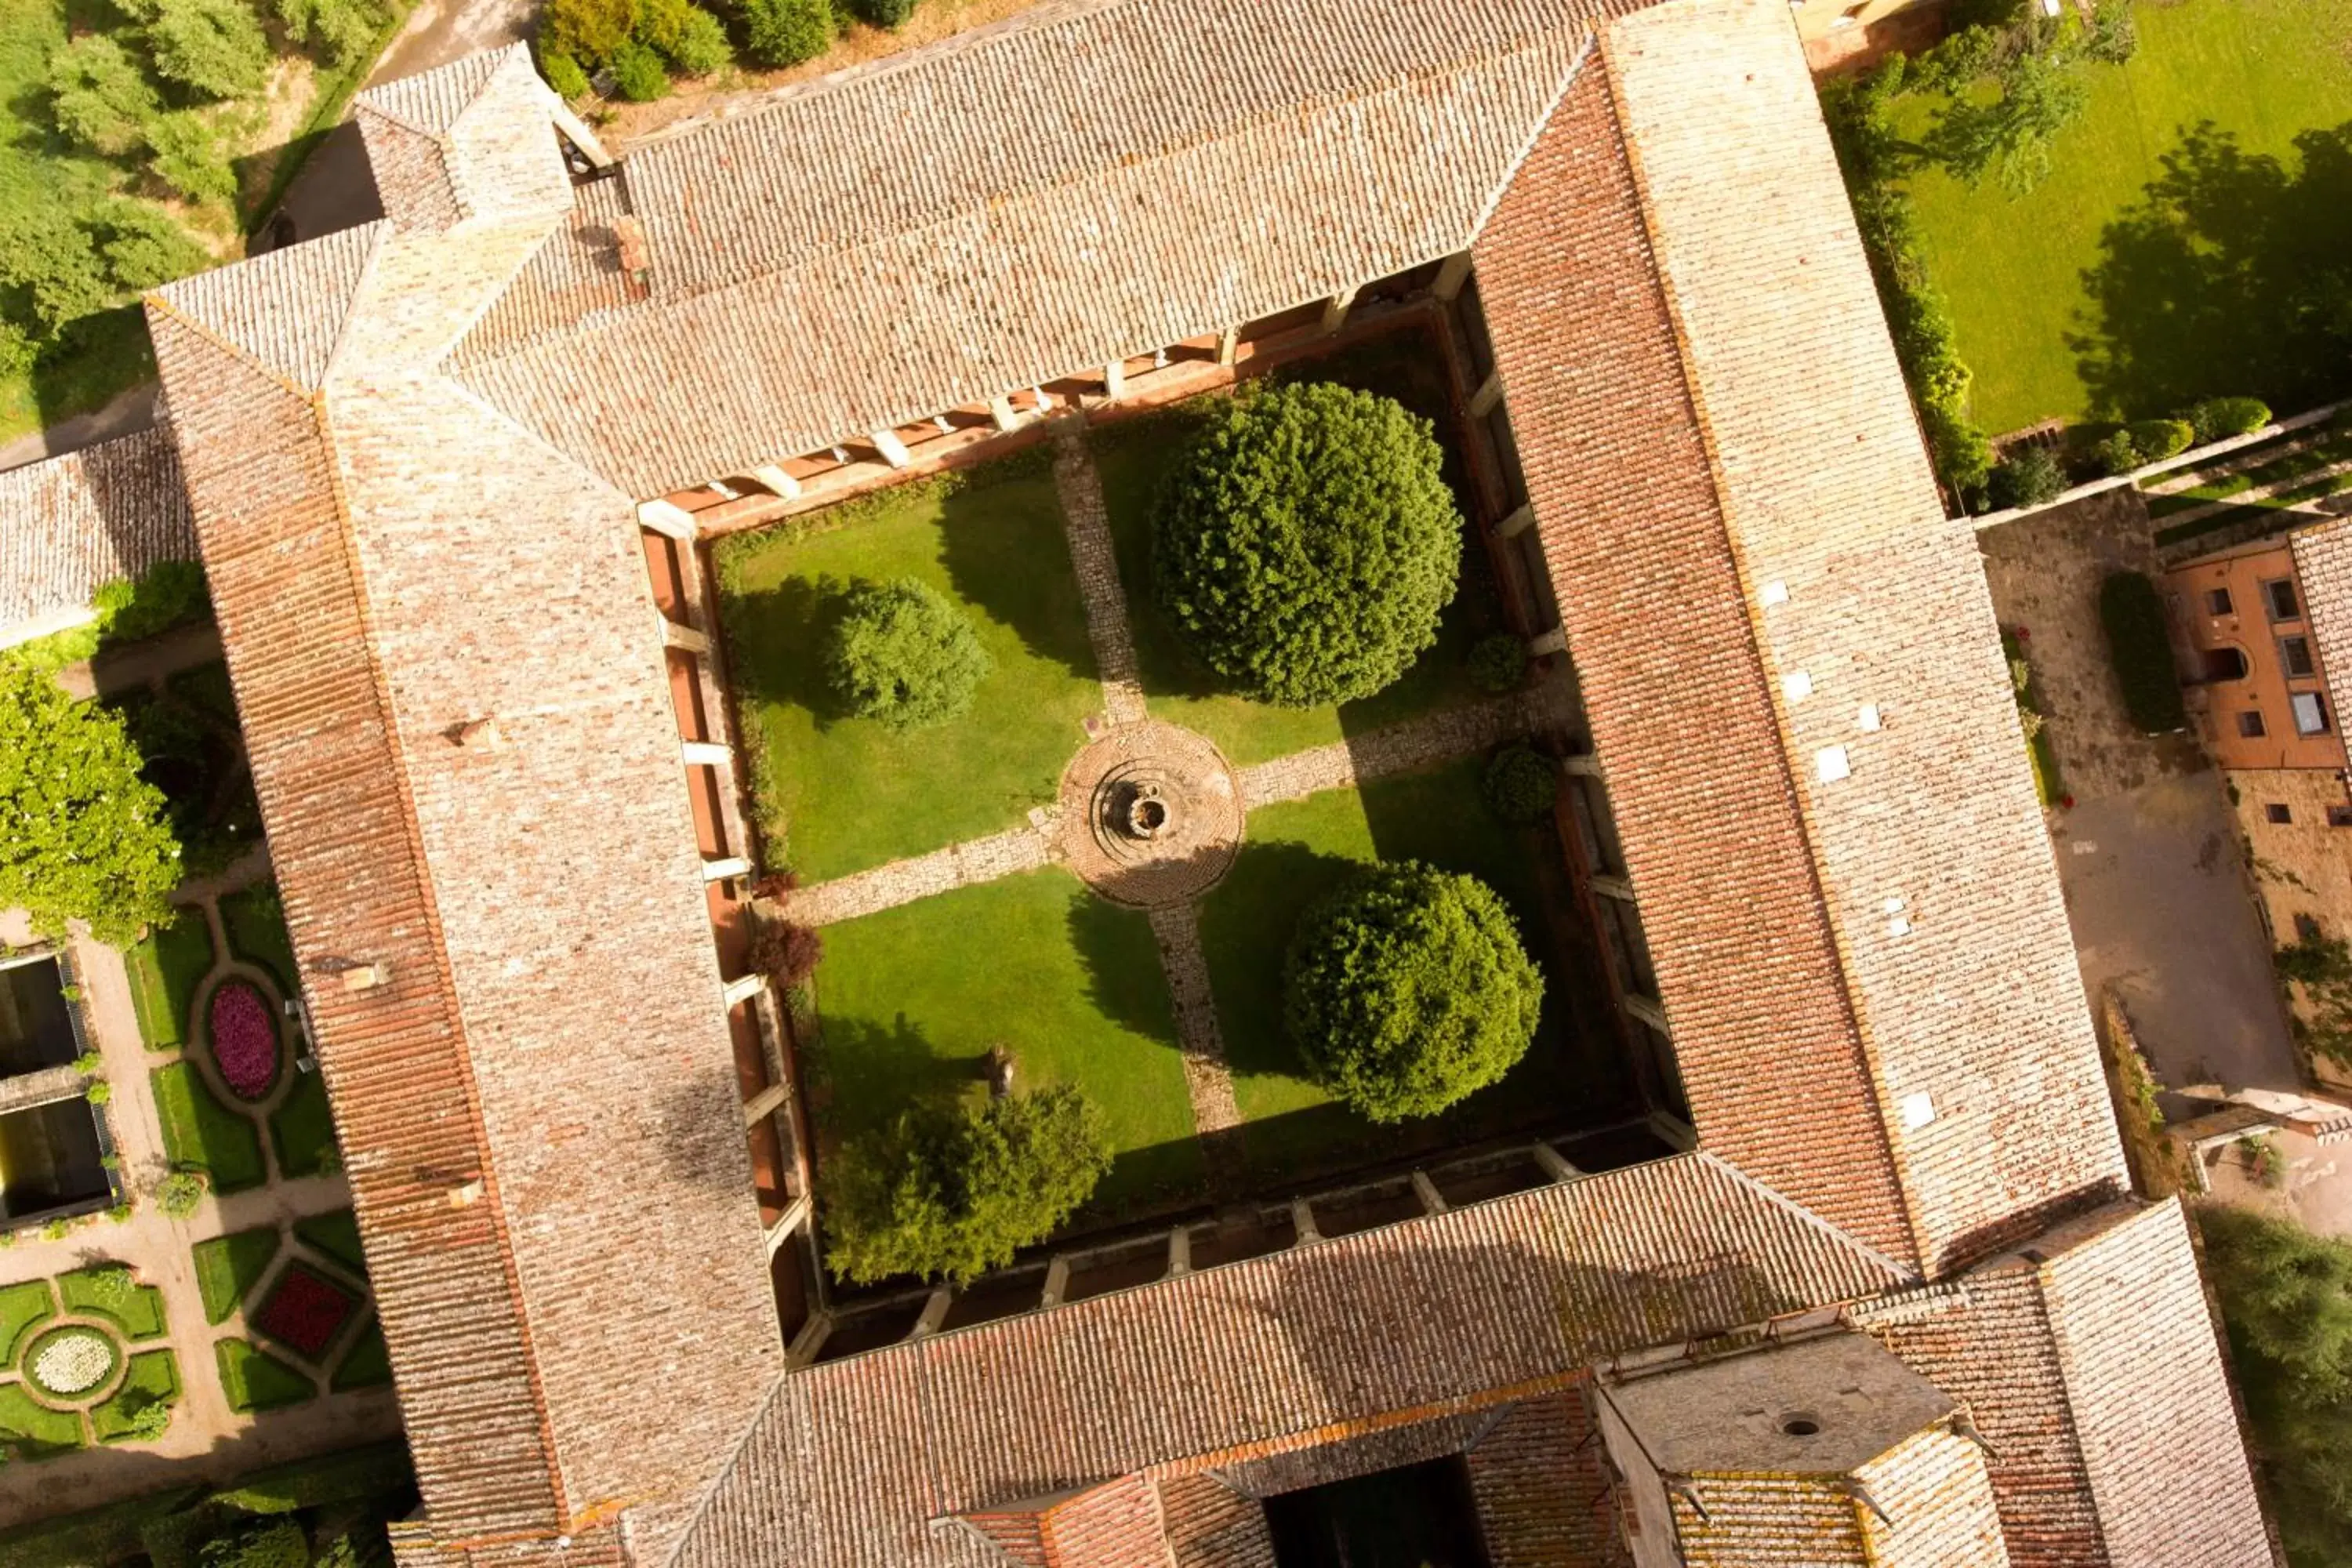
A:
[141,294,317,404]
[1694,1151,1921,1287]
[1461,14,1601,249]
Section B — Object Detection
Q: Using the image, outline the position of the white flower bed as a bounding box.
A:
[30,1328,114,1395]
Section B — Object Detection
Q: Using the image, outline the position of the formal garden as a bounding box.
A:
[717,334,1632,1290]
[194,1206,388,1410]
[0,1264,178,1458]
[1821,0,2352,510]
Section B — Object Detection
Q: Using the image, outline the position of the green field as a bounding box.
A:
[295,1209,365,1278]
[151,1061,267,1192]
[56,1265,166,1339]
[215,1338,312,1413]
[0,1382,83,1457]
[124,916,215,1050]
[220,883,299,1000]
[194,1226,281,1324]
[89,1348,179,1443]
[0,1279,53,1364]
[270,1072,339,1178]
[1896,0,2352,430]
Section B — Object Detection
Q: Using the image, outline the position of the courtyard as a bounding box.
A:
[716,329,1636,1269]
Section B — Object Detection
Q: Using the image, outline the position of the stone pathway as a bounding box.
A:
[1237,684,1553,810]
[787,821,1056,927]
[1147,903,1247,1182]
[1051,434,1149,728]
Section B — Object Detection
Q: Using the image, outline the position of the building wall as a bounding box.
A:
[2164,543,2347,771]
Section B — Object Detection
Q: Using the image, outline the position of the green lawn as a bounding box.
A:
[151,1062,267,1192]
[328,1319,391,1392]
[193,1227,281,1324]
[295,1210,366,1278]
[270,1071,339,1178]
[811,867,1204,1215]
[1895,0,2352,430]
[89,1348,179,1443]
[0,1383,83,1458]
[220,883,299,1000]
[715,456,1105,883]
[124,916,216,1050]
[1196,755,1578,1178]
[0,1279,52,1364]
[56,1266,167,1340]
[215,1338,313,1413]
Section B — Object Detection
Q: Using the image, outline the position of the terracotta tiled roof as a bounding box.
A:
[0,425,194,641]
[441,0,1639,498]
[2290,517,2352,715]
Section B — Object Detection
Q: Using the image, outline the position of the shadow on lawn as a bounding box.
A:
[801,1011,978,1142]
[1062,893,1187,1046]
[935,460,1101,684]
[1194,839,1369,1082]
[719,575,854,728]
[2070,121,2352,420]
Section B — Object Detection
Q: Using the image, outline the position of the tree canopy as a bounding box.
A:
[826,1083,1111,1285]
[1282,861,1542,1123]
[1152,383,1462,708]
[824,576,993,729]
[0,661,182,946]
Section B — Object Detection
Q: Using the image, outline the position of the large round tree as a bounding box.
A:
[1152,383,1461,706]
[1283,861,1543,1123]
[825,576,993,730]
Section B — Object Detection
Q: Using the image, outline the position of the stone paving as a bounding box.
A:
[1051,433,1150,728]
[786,821,1056,927]
[1146,903,1247,1183]
[1236,683,1558,810]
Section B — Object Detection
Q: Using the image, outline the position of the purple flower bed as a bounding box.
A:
[208,981,278,1102]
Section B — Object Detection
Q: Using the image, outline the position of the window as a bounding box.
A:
[2299,914,2325,944]
[2238,710,2268,738]
[2281,634,2317,679]
[2265,578,2302,622]
[2330,806,2352,828]
[2294,691,2332,735]
[2268,804,2294,824]
[2203,646,2249,682]
[2206,587,2235,616]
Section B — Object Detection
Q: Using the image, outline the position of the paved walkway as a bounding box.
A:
[1051,434,1149,728]
[788,822,1056,927]
[1146,905,1246,1184]
[1237,685,1555,809]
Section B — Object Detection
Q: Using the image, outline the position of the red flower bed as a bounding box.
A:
[208,981,278,1101]
[253,1264,357,1359]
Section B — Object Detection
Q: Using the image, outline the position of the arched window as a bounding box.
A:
[2202,645,2249,683]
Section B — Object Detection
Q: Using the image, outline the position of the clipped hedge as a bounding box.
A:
[2098,570,2186,734]
[2186,396,2273,445]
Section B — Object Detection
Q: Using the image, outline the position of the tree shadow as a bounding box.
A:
[2069,120,2352,420]
[799,1011,978,1145]
[1194,839,1371,1082]
[714,574,854,727]
[1062,891,1185,1045]
[934,457,1102,683]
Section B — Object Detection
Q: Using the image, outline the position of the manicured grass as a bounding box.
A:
[0,1383,83,1458]
[329,1318,391,1392]
[215,1338,313,1414]
[811,867,1203,1215]
[0,1279,53,1364]
[124,916,216,1050]
[270,1071,339,1178]
[1893,0,2352,430]
[89,1348,179,1443]
[151,1061,267,1193]
[295,1210,366,1279]
[1196,754,1575,1178]
[56,1266,167,1341]
[194,1226,282,1324]
[220,883,299,1000]
[716,455,1105,883]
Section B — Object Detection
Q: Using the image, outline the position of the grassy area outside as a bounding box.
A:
[327,1318,390,1392]
[293,1209,365,1277]
[269,1071,338,1178]
[0,1382,83,1457]
[715,454,1104,883]
[1893,0,2352,431]
[56,1265,167,1339]
[214,1338,310,1413]
[0,1279,53,1363]
[219,883,297,1000]
[89,1347,180,1443]
[125,916,215,1050]
[193,1226,280,1324]
[151,1061,267,1192]
[810,868,1204,1216]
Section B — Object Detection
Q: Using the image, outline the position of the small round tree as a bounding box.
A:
[0,660,180,946]
[1283,862,1542,1123]
[1152,383,1461,707]
[824,577,993,729]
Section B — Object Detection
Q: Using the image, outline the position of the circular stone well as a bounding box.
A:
[1057,722,1243,908]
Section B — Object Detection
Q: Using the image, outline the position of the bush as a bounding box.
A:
[48,35,161,157]
[147,0,273,100]
[749,919,822,989]
[1154,383,1461,707]
[541,0,633,67]
[825,577,992,728]
[665,6,731,73]
[2089,430,2138,477]
[86,1080,113,1105]
[199,1518,309,1568]
[2082,1,2136,64]
[1483,746,1557,826]
[846,0,913,24]
[0,662,182,946]
[89,202,209,293]
[2097,569,2186,735]
[274,0,391,69]
[157,1171,206,1218]
[1282,862,1543,1123]
[2125,417,2193,464]
[145,111,239,205]
[0,212,115,336]
[826,1084,1109,1285]
[1468,632,1527,694]
[608,38,668,99]
[743,0,833,66]
[2184,396,2272,445]
[539,48,590,97]
[1986,445,2067,510]
[1922,49,2087,194]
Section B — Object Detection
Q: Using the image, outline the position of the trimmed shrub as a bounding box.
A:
[1283,862,1543,1123]
[539,48,590,98]
[2125,418,2193,464]
[1468,631,1528,694]
[158,1171,206,1218]
[743,0,833,66]
[147,0,273,100]
[1483,746,1558,826]
[749,919,823,989]
[846,0,914,24]
[1986,445,2067,510]
[2089,430,2138,477]
[2097,569,2186,734]
[826,1084,1110,1285]
[48,35,161,158]
[2184,396,2272,445]
[665,6,731,74]
[608,38,668,100]
[1153,383,1461,707]
[824,577,993,728]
